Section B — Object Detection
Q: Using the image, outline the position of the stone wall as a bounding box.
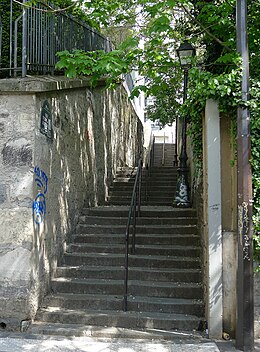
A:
[0,77,143,330]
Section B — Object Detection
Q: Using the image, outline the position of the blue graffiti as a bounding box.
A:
[34,166,48,194]
[33,166,48,225]
[32,193,46,224]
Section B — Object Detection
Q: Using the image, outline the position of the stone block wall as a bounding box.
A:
[0,77,143,330]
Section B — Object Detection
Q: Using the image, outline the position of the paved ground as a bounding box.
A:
[0,332,259,352]
[0,336,225,352]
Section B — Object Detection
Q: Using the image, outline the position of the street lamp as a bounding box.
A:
[173,41,196,207]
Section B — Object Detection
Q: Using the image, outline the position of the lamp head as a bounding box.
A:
[177,41,196,67]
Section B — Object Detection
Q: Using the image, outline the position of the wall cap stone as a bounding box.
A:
[0,76,107,94]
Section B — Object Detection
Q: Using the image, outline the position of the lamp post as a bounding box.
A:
[173,41,196,207]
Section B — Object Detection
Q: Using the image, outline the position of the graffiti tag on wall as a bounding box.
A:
[238,201,250,261]
[32,166,48,224]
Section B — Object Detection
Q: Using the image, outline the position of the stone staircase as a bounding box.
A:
[107,143,177,206]
[28,143,204,338]
[153,143,176,167]
[30,205,203,337]
[107,166,177,206]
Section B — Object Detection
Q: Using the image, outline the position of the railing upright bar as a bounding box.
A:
[9,0,13,77]
[0,19,2,67]
[22,0,27,77]
[14,15,22,76]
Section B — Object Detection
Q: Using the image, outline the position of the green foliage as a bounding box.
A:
[0,0,23,76]
[250,80,260,265]
[56,48,131,87]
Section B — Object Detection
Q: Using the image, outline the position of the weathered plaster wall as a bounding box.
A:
[220,114,237,338]
[0,77,143,330]
[196,102,237,338]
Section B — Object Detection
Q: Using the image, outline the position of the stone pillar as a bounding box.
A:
[204,99,223,338]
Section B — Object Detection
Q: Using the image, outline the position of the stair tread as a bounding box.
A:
[44,293,203,304]
[29,321,204,340]
[57,265,201,273]
[68,244,199,250]
[77,224,196,228]
[52,278,202,287]
[73,233,199,238]
[79,216,197,221]
[83,205,196,211]
[64,252,200,261]
[38,307,201,321]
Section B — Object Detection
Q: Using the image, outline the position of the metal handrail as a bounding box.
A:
[123,158,143,312]
[150,135,155,173]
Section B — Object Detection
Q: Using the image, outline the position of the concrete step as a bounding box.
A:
[51,278,202,298]
[78,216,197,226]
[146,200,175,206]
[72,233,200,246]
[112,175,178,183]
[107,187,176,197]
[35,308,202,331]
[28,321,204,339]
[55,266,202,282]
[42,293,204,316]
[106,195,176,203]
[82,206,197,218]
[67,243,200,257]
[148,169,178,174]
[110,184,176,191]
[62,253,200,269]
[76,224,197,234]
[106,198,176,206]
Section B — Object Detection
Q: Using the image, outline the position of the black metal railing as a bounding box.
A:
[123,158,143,312]
[150,135,155,170]
[0,0,112,77]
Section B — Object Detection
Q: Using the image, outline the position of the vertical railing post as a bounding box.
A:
[14,15,23,77]
[22,0,27,77]
[9,0,13,77]
[0,19,3,68]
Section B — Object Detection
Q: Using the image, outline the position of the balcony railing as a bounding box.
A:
[0,0,112,77]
